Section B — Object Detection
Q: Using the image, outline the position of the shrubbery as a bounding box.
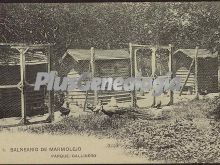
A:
[18,96,220,163]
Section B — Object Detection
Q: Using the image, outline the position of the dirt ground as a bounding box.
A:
[0,92,219,163]
[0,131,153,164]
[0,92,217,126]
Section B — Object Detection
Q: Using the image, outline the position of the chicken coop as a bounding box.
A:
[60,48,131,106]
[173,49,218,94]
[0,43,54,125]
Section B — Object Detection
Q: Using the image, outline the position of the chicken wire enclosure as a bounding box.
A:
[129,43,174,107]
[61,46,174,109]
[60,48,132,108]
[135,49,169,78]
[0,43,54,125]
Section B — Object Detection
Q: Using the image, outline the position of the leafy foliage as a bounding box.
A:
[1,2,220,71]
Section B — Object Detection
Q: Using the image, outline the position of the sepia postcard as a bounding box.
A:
[0,2,220,164]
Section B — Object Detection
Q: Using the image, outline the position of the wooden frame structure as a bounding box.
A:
[63,48,131,109]
[0,43,54,125]
[90,47,98,105]
[178,46,200,99]
[129,43,174,107]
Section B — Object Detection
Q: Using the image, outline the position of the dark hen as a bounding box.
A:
[87,98,140,117]
[101,107,127,117]
[59,107,70,117]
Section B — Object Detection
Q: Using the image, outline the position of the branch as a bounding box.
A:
[1,34,7,42]
[0,22,19,37]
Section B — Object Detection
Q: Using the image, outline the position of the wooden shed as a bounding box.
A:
[60,49,131,105]
[173,49,218,94]
[0,48,48,119]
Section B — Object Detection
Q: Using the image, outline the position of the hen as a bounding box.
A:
[59,107,70,117]
[87,97,139,117]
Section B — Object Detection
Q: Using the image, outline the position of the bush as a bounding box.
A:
[17,96,220,163]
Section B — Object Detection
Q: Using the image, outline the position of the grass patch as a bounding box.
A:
[17,96,220,163]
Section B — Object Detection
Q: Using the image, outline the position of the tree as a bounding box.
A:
[1,2,220,59]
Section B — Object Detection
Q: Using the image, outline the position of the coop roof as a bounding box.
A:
[0,51,47,65]
[173,49,218,58]
[62,49,130,62]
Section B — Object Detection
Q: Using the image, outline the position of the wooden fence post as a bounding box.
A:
[18,47,29,124]
[134,49,138,76]
[83,63,91,112]
[129,43,137,108]
[20,48,26,124]
[194,46,199,100]
[47,45,54,122]
[91,47,98,105]
[167,44,174,105]
[151,47,156,107]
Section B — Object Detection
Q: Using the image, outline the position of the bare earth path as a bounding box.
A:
[0,130,152,164]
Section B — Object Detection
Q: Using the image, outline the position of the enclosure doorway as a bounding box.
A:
[129,43,174,108]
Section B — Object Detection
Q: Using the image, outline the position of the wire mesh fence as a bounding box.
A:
[60,52,133,108]
[0,44,50,122]
[0,44,218,123]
